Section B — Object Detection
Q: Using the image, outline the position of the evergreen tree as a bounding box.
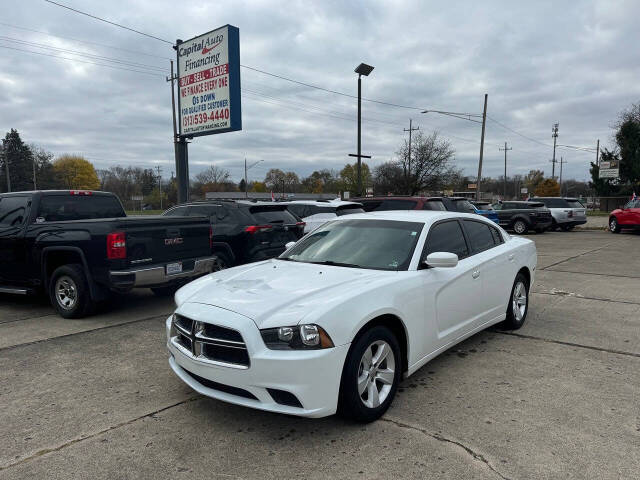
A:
[1,129,35,192]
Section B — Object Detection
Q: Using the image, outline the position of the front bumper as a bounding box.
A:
[109,255,217,288]
[166,303,350,418]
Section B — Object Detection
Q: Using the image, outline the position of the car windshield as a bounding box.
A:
[279,219,423,271]
[453,200,476,213]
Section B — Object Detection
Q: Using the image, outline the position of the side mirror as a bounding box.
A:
[423,252,458,268]
[285,241,296,249]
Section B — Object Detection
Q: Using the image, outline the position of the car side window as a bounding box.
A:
[0,196,29,226]
[463,220,496,253]
[165,206,188,216]
[490,225,504,245]
[423,220,469,260]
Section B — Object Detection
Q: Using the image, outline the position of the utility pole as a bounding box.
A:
[404,119,419,193]
[551,123,559,180]
[499,142,512,199]
[155,165,163,210]
[2,146,10,192]
[558,157,567,194]
[595,139,600,166]
[244,158,248,198]
[476,93,488,201]
[32,156,37,190]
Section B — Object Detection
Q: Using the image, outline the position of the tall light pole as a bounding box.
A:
[244,158,264,197]
[351,63,374,197]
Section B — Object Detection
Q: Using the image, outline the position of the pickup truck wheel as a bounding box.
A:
[609,217,621,233]
[499,273,529,330]
[49,264,91,319]
[338,326,401,423]
[512,219,528,234]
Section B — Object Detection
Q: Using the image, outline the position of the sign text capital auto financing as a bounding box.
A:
[177,25,241,137]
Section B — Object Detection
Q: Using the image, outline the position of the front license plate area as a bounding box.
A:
[166,262,183,275]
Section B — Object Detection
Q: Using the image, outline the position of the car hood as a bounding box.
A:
[175,259,390,328]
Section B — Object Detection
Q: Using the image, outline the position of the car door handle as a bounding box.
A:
[472,270,480,279]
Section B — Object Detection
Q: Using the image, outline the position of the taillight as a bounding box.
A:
[296,221,306,229]
[70,190,92,195]
[209,225,213,249]
[107,232,126,259]
[244,225,272,234]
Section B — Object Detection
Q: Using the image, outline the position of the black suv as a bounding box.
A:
[163,201,304,269]
[491,201,553,234]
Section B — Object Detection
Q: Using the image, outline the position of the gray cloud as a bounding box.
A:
[2,0,639,183]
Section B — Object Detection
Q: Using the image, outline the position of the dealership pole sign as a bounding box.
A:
[598,160,619,179]
[177,25,241,138]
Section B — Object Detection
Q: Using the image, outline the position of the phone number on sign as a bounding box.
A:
[183,108,230,127]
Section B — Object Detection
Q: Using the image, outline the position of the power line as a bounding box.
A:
[0,44,165,77]
[240,64,421,110]
[43,0,173,44]
[487,115,552,148]
[0,36,167,71]
[0,22,171,60]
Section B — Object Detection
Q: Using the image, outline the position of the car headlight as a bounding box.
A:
[260,324,334,350]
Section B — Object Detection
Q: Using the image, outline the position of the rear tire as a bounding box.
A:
[49,264,92,319]
[609,217,621,233]
[512,219,528,234]
[500,273,529,330]
[338,326,401,423]
[211,251,233,272]
[560,224,574,231]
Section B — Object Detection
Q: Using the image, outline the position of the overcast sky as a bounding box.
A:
[2,0,639,183]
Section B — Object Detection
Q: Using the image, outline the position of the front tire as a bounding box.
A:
[338,326,401,423]
[512,219,528,234]
[49,264,92,319]
[609,217,621,233]
[500,273,529,330]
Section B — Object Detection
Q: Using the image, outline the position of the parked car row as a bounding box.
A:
[0,190,217,318]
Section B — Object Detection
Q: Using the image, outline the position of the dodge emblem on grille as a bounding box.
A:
[165,237,183,245]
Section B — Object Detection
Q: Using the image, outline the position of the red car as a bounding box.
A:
[609,196,640,233]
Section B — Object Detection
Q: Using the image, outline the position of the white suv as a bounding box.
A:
[283,200,365,233]
[531,197,587,231]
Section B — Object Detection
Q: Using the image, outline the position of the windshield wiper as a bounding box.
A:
[309,260,363,269]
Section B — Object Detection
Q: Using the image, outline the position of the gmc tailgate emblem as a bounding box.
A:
[165,237,184,246]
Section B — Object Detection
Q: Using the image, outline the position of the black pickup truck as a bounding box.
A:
[0,190,216,318]
[491,201,553,234]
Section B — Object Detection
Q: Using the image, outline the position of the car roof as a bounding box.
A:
[282,200,362,206]
[330,209,489,224]
[354,196,444,201]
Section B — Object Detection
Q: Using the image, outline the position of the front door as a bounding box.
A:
[420,220,483,354]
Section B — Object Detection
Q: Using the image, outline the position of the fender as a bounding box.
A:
[40,246,106,301]
[511,214,532,227]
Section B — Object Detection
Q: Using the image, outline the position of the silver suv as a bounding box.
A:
[531,197,587,231]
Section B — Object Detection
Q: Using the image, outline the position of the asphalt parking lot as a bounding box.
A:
[1,230,638,480]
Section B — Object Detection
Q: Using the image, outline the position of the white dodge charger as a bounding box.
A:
[166,211,536,422]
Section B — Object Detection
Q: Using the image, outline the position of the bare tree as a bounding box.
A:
[376,131,456,195]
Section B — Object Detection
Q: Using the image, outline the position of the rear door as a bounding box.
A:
[462,219,512,324]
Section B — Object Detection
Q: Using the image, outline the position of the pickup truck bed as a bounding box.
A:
[0,190,216,318]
